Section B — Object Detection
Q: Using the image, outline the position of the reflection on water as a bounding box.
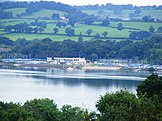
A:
[0,67,151,110]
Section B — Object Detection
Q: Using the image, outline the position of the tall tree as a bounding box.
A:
[149,26,155,33]
[56,22,62,28]
[51,13,60,20]
[53,28,59,34]
[137,73,162,99]
[78,32,83,43]
[86,29,93,37]
[67,19,76,27]
[100,20,110,26]
[102,31,108,38]
[117,23,124,31]
[23,99,60,121]
[94,33,100,39]
[65,28,75,36]
[142,15,154,22]
[96,90,137,121]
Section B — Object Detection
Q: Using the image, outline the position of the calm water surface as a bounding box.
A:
[0,67,151,110]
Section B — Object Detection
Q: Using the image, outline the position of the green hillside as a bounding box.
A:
[4,8,67,19]
[82,10,133,19]
[138,10,162,20]
[110,22,162,31]
[22,9,66,19]
[82,9,162,20]
[1,20,162,41]
[32,22,162,37]
[8,8,162,20]
[1,7,162,42]
[4,8,26,17]
[1,19,34,26]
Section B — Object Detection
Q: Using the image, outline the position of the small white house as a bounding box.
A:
[47,57,86,65]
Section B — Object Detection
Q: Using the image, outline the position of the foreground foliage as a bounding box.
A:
[96,90,137,121]
[96,73,162,121]
[0,73,162,121]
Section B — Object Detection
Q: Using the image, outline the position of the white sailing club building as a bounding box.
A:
[47,57,86,65]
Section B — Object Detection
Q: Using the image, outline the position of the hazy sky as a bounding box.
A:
[52,0,162,6]
[3,0,162,6]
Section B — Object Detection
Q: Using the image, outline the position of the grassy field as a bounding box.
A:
[109,22,162,31]
[39,22,131,37]
[1,18,162,41]
[22,9,66,19]
[74,23,131,37]
[4,8,26,17]
[82,9,162,20]
[1,19,35,26]
[1,33,92,41]
[1,19,162,36]
[4,8,66,19]
[45,22,162,37]
[120,22,162,31]
[135,10,162,20]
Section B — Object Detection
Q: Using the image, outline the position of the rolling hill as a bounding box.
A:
[1,3,162,41]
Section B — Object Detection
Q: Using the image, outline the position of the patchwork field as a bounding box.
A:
[1,19,162,41]
[1,8,162,41]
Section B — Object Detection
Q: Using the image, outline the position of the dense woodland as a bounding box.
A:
[0,36,162,64]
[0,73,162,121]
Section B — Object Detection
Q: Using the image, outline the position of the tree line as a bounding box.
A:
[4,21,47,34]
[25,1,76,14]
[1,1,162,11]
[75,3,162,10]
[0,73,161,121]
[0,36,162,64]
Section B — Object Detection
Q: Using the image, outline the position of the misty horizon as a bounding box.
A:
[0,0,162,6]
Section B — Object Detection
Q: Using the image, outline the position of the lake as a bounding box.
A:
[0,66,151,111]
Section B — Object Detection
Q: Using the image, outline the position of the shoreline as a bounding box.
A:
[82,66,122,71]
[0,62,162,73]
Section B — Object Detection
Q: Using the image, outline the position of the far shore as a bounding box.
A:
[0,62,162,74]
[0,62,122,71]
[82,66,122,71]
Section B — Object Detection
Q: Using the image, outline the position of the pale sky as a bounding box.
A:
[2,0,162,6]
[51,0,162,6]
